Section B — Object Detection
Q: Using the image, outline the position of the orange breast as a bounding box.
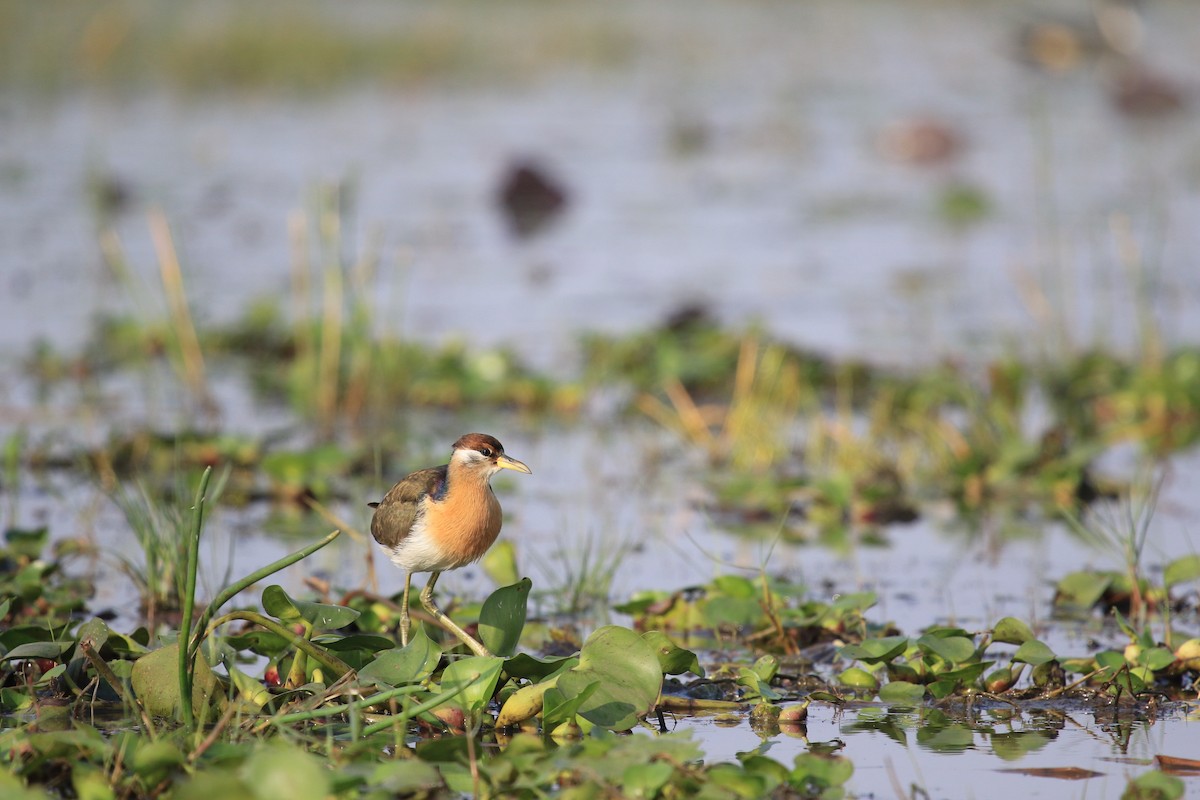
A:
[420,484,503,568]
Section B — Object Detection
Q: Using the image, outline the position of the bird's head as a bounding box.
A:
[450,433,532,478]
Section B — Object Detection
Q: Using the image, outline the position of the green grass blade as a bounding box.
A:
[187,528,341,661]
[178,466,213,730]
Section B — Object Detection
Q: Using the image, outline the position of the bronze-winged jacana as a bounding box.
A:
[369,433,531,657]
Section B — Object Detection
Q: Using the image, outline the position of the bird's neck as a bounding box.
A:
[445,461,494,497]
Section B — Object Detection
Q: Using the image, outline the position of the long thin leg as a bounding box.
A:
[399,571,412,647]
[419,571,493,657]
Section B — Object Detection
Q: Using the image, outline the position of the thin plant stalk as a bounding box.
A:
[204,610,352,679]
[178,466,212,731]
[187,528,342,662]
[358,678,479,738]
[149,209,213,411]
[266,684,425,727]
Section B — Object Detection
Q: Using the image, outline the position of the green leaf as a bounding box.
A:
[1164,555,1200,591]
[1123,770,1185,800]
[238,743,331,800]
[712,575,757,598]
[622,762,674,799]
[367,760,444,794]
[503,653,579,682]
[737,667,781,702]
[701,596,762,628]
[839,636,909,664]
[481,540,520,587]
[131,643,221,721]
[1095,650,1126,673]
[916,634,976,665]
[641,631,703,677]
[261,585,359,630]
[357,627,441,687]
[1137,647,1176,672]
[1012,639,1056,666]
[831,592,878,613]
[790,753,854,789]
[751,654,780,682]
[262,585,304,624]
[1,641,73,662]
[878,681,925,706]
[542,681,599,734]
[1054,571,1112,611]
[478,578,531,658]
[992,617,1035,645]
[131,740,186,784]
[555,626,663,731]
[439,656,504,717]
[838,667,879,690]
[5,528,48,560]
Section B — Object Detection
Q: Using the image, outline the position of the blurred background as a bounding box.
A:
[3,2,1200,791]
[1,0,1199,629]
[3,0,1197,366]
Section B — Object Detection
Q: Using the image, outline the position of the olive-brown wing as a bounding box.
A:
[369,466,446,549]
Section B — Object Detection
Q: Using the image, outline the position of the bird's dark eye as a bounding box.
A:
[479,447,493,458]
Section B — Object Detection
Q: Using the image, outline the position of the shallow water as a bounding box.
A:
[2,0,1200,794]
[2,1,1200,371]
[678,701,1200,799]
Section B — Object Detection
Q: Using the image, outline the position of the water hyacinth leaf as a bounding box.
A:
[292,600,359,631]
[131,739,186,785]
[1138,647,1176,672]
[751,654,780,682]
[0,641,73,662]
[937,661,990,686]
[131,643,222,720]
[992,617,1035,645]
[622,762,675,799]
[478,578,531,658]
[238,743,331,800]
[5,527,48,560]
[261,585,304,624]
[368,760,444,795]
[1124,770,1185,800]
[840,635,908,664]
[702,596,763,628]
[641,631,703,677]
[439,656,504,717]
[556,626,663,731]
[838,667,880,690]
[706,763,774,797]
[790,753,854,790]
[174,773,254,800]
[357,627,441,687]
[737,667,781,702]
[226,630,291,657]
[1053,571,1111,611]
[1164,555,1200,591]
[261,585,359,630]
[481,540,520,587]
[712,575,758,598]
[832,592,878,613]
[1013,639,1056,666]
[916,634,976,665]
[504,652,578,682]
[878,680,925,706]
[542,681,599,734]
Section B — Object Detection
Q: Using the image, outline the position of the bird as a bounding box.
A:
[369,433,531,657]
